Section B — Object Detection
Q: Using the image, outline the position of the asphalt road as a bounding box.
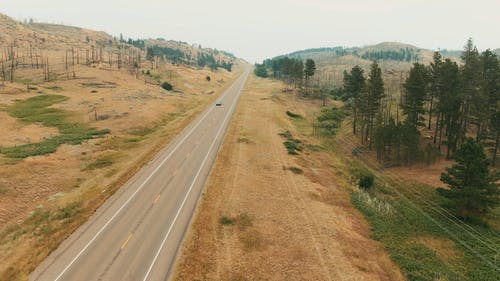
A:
[30,68,251,281]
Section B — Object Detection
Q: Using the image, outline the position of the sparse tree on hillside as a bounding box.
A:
[480,49,499,145]
[304,59,316,94]
[428,52,443,130]
[433,59,462,158]
[438,138,500,219]
[459,38,482,147]
[363,61,385,149]
[343,65,365,135]
[402,62,429,129]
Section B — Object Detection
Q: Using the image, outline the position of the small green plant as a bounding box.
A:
[287,166,303,174]
[237,137,252,144]
[278,130,304,154]
[161,82,173,91]
[283,139,303,155]
[220,216,234,225]
[278,130,292,139]
[91,90,98,93]
[84,154,115,170]
[358,174,374,189]
[45,85,63,91]
[237,213,253,230]
[286,111,303,119]
[206,75,211,82]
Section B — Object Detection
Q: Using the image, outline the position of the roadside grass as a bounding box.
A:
[83,153,118,171]
[0,95,109,158]
[344,150,500,281]
[0,201,83,281]
[284,99,500,280]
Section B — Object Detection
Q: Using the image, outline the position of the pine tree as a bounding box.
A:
[304,59,316,95]
[343,66,365,135]
[460,38,482,147]
[429,52,442,131]
[438,138,500,219]
[436,59,462,158]
[402,62,429,129]
[364,61,385,149]
[481,50,500,164]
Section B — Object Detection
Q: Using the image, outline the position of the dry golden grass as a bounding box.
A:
[0,54,244,280]
[174,75,405,281]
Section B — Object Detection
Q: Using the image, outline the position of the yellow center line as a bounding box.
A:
[121,233,133,249]
[154,194,161,204]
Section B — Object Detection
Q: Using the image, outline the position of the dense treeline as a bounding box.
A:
[146,45,232,71]
[146,46,186,64]
[343,39,499,167]
[197,53,233,71]
[361,48,419,62]
[255,56,316,94]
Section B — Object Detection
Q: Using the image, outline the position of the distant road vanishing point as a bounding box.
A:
[31,68,251,281]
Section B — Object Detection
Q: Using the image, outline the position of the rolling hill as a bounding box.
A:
[0,13,236,71]
[270,42,465,86]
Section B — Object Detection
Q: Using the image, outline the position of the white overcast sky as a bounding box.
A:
[1,0,498,62]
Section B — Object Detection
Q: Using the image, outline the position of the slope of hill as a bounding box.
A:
[0,13,237,70]
[0,12,244,280]
[271,42,462,86]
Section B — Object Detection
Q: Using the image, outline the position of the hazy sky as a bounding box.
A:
[1,0,498,62]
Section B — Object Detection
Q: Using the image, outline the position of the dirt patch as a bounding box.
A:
[0,111,59,146]
[384,161,453,188]
[174,76,405,280]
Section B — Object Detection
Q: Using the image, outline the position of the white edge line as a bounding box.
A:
[51,72,246,281]
[141,71,248,281]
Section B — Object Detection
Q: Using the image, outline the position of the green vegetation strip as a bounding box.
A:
[348,159,500,281]
[0,95,109,158]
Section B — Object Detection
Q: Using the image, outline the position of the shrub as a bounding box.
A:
[283,139,303,155]
[288,166,304,174]
[161,82,173,91]
[206,75,211,82]
[220,216,234,225]
[359,174,375,189]
[286,111,303,119]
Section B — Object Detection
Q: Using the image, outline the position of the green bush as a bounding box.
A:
[286,111,303,119]
[220,216,234,225]
[161,82,173,91]
[359,174,374,189]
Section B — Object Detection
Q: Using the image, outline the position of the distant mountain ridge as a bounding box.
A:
[277,42,462,65]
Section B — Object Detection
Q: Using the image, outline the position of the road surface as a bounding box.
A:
[31,68,251,281]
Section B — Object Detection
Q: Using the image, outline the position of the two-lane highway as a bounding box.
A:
[30,68,251,281]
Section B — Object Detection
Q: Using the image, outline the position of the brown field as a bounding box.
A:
[174,76,405,280]
[0,53,244,279]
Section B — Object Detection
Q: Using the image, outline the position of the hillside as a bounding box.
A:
[0,13,237,74]
[272,42,462,85]
[0,12,244,280]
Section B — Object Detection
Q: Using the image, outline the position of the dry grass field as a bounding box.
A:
[0,13,245,280]
[174,75,405,281]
